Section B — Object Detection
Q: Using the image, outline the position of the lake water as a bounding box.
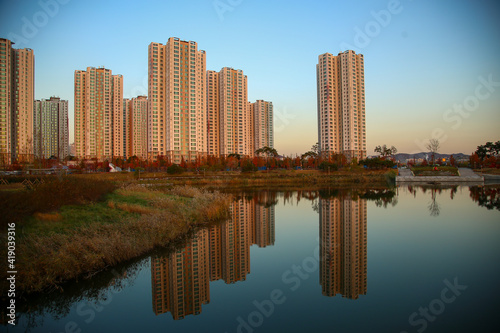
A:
[9,185,500,333]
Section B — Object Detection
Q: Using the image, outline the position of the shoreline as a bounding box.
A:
[0,185,231,297]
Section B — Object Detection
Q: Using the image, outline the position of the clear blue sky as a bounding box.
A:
[1,0,499,155]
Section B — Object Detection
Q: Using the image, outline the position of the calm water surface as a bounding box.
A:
[10,185,500,333]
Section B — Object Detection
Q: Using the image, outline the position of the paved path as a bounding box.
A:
[398,168,413,177]
[396,167,483,183]
[458,168,483,179]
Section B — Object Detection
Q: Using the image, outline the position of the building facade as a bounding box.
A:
[317,50,366,161]
[148,38,207,163]
[206,70,220,157]
[34,97,69,159]
[251,100,273,152]
[206,67,252,157]
[0,38,35,165]
[218,67,250,157]
[128,95,148,159]
[74,67,123,160]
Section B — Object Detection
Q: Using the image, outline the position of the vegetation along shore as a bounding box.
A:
[0,178,230,297]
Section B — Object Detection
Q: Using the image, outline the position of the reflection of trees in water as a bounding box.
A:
[233,188,397,210]
[469,186,500,211]
[11,230,199,330]
[405,185,460,217]
[428,189,440,217]
[12,257,148,330]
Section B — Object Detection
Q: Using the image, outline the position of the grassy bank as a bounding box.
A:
[0,183,230,296]
[411,166,459,176]
[137,169,395,188]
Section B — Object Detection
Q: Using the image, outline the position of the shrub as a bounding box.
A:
[318,161,339,171]
[167,164,184,174]
[241,161,257,172]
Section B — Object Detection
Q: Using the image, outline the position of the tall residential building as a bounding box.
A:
[128,96,148,159]
[317,50,366,161]
[206,70,220,157]
[148,38,207,163]
[34,97,69,159]
[319,195,367,299]
[251,100,274,152]
[74,67,123,160]
[123,98,130,158]
[0,38,34,165]
[206,67,252,157]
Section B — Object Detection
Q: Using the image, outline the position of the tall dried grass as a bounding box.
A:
[0,177,117,226]
[9,185,231,295]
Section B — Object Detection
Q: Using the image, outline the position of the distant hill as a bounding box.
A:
[368,152,470,162]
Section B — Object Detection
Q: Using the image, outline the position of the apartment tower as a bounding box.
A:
[148,38,207,163]
[0,38,34,165]
[74,67,123,160]
[206,70,220,156]
[128,96,148,159]
[251,100,274,152]
[317,50,366,161]
[34,97,69,159]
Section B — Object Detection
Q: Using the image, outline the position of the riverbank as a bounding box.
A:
[1,169,394,187]
[0,183,230,296]
[135,169,395,188]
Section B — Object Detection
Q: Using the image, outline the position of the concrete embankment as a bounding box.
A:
[396,168,484,184]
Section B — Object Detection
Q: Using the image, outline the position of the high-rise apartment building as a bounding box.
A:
[319,195,367,299]
[34,97,69,159]
[250,100,273,152]
[206,68,252,157]
[123,98,130,158]
[0,38,34,165]
[127,95,148,159]
[317,50,366,161]
[218,67,250,157]
[74,67,123,160]
[206,70,220,157]
[148,38,207,163]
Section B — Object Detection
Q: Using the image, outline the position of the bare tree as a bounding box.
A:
[426,139,440,165]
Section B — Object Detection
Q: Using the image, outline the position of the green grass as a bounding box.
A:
[411,166,459,176]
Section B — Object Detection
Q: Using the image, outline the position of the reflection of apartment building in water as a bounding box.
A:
[148,38,207,163]
[254,205,276,248]
[319,197,367,299]
[317,50,366,161]
[0,38,34,164]
[221,200,253,283]
[74,67,123,160]
[151,229,210,319]
[151,197,276,319]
